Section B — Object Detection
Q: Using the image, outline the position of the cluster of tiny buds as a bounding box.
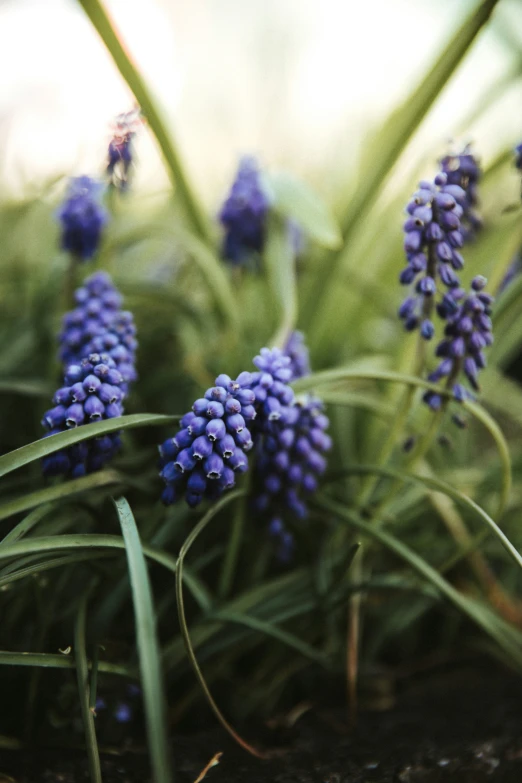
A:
[398,172,466,340]
[254,396,332,561]
[218,156,270,266]
[41,353,125,478]
[158,372,256,508]
[59,271,122,367]
[423,275,493,419]
[57,176,108,262]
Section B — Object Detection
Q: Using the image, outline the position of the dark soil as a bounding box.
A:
[2,663,522,782]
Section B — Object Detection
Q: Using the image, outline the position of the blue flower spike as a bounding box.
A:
[57,176,108,262]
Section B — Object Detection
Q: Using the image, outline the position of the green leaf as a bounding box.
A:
[0,651,130,677]
[171,227,239,329]
[0,378,51,397]
[293,367,511,518]
[1,504,54,546]
[77,0,210,243]
[317,496,522,669]
[113,496,173,783]
[0,469,123,523]
[265,172,341,249]
[264,215,298,349]
[326,464,522,571]
[212,609,329,665]
[0,413,177,479]
[74,591,102,783]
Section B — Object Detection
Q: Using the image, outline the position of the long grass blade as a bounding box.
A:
[317,496,522,668]
[0,413,177,479]
[264,215,298,349]
[0,469,122,523]
[113,496,173,783]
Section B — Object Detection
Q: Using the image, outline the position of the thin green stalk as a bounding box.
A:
[218,488,249,600]
[74,590,102,783]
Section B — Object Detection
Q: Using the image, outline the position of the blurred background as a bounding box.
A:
[0,0,521,206]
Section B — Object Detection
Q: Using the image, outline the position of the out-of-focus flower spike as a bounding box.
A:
[57,176,108,262]
[218,156,270,265]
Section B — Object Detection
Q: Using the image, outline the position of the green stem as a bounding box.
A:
[218,488,248,599]
[74,590,103,783]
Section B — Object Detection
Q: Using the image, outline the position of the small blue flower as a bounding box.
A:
[41,352,126,478]
[114,702,132,723]
[57,176,108,261]
[398,173,467,339]
[423,275,493,412]
[218,157,270,265]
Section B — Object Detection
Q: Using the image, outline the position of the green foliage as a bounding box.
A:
[1,0,522,779]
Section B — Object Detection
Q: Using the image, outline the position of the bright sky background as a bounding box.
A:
[0,0,520,204]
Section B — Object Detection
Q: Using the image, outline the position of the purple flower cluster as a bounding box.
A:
[398,173,467,340]
[218,157,269,265]
[284,331,311,380]
[58,272,137,394]
[57,177,108,262]
[423,276,493,412]
[41,353,125,478]
[254,396,332,561]
[107,109,142,191]
[440,145,482,241]
[158,372,256,508]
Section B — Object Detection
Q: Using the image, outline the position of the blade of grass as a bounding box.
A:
[0,651,130,677]
[326,465,522,570]
[74,590,102,783]
[0,378,51,397]
[77,0,210,243]
[0,469,123,523]
[1,504,55,546]
[264,215,298,349]
[0,413,177,479]
[316,495,522,668]
[113,496,173,783]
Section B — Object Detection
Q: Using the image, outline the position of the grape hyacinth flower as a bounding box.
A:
[249,347,295,430]
[58,272,137,395]
[398,172,467,340]
[218,156,270,265]
[284,331,311,380]
[107,108,142,191]
[158,372,256,508]
[423,275,493,413]
[41,353,125,478]
[57,176,108,262]
[440,145,482,241]
[253,396,332,561]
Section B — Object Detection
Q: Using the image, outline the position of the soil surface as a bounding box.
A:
[1,663,522,782]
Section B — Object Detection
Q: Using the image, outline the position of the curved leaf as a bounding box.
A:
[113,497,173,783]
[0,413,177,479]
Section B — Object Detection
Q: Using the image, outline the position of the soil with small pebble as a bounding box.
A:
[1,662,522,782]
